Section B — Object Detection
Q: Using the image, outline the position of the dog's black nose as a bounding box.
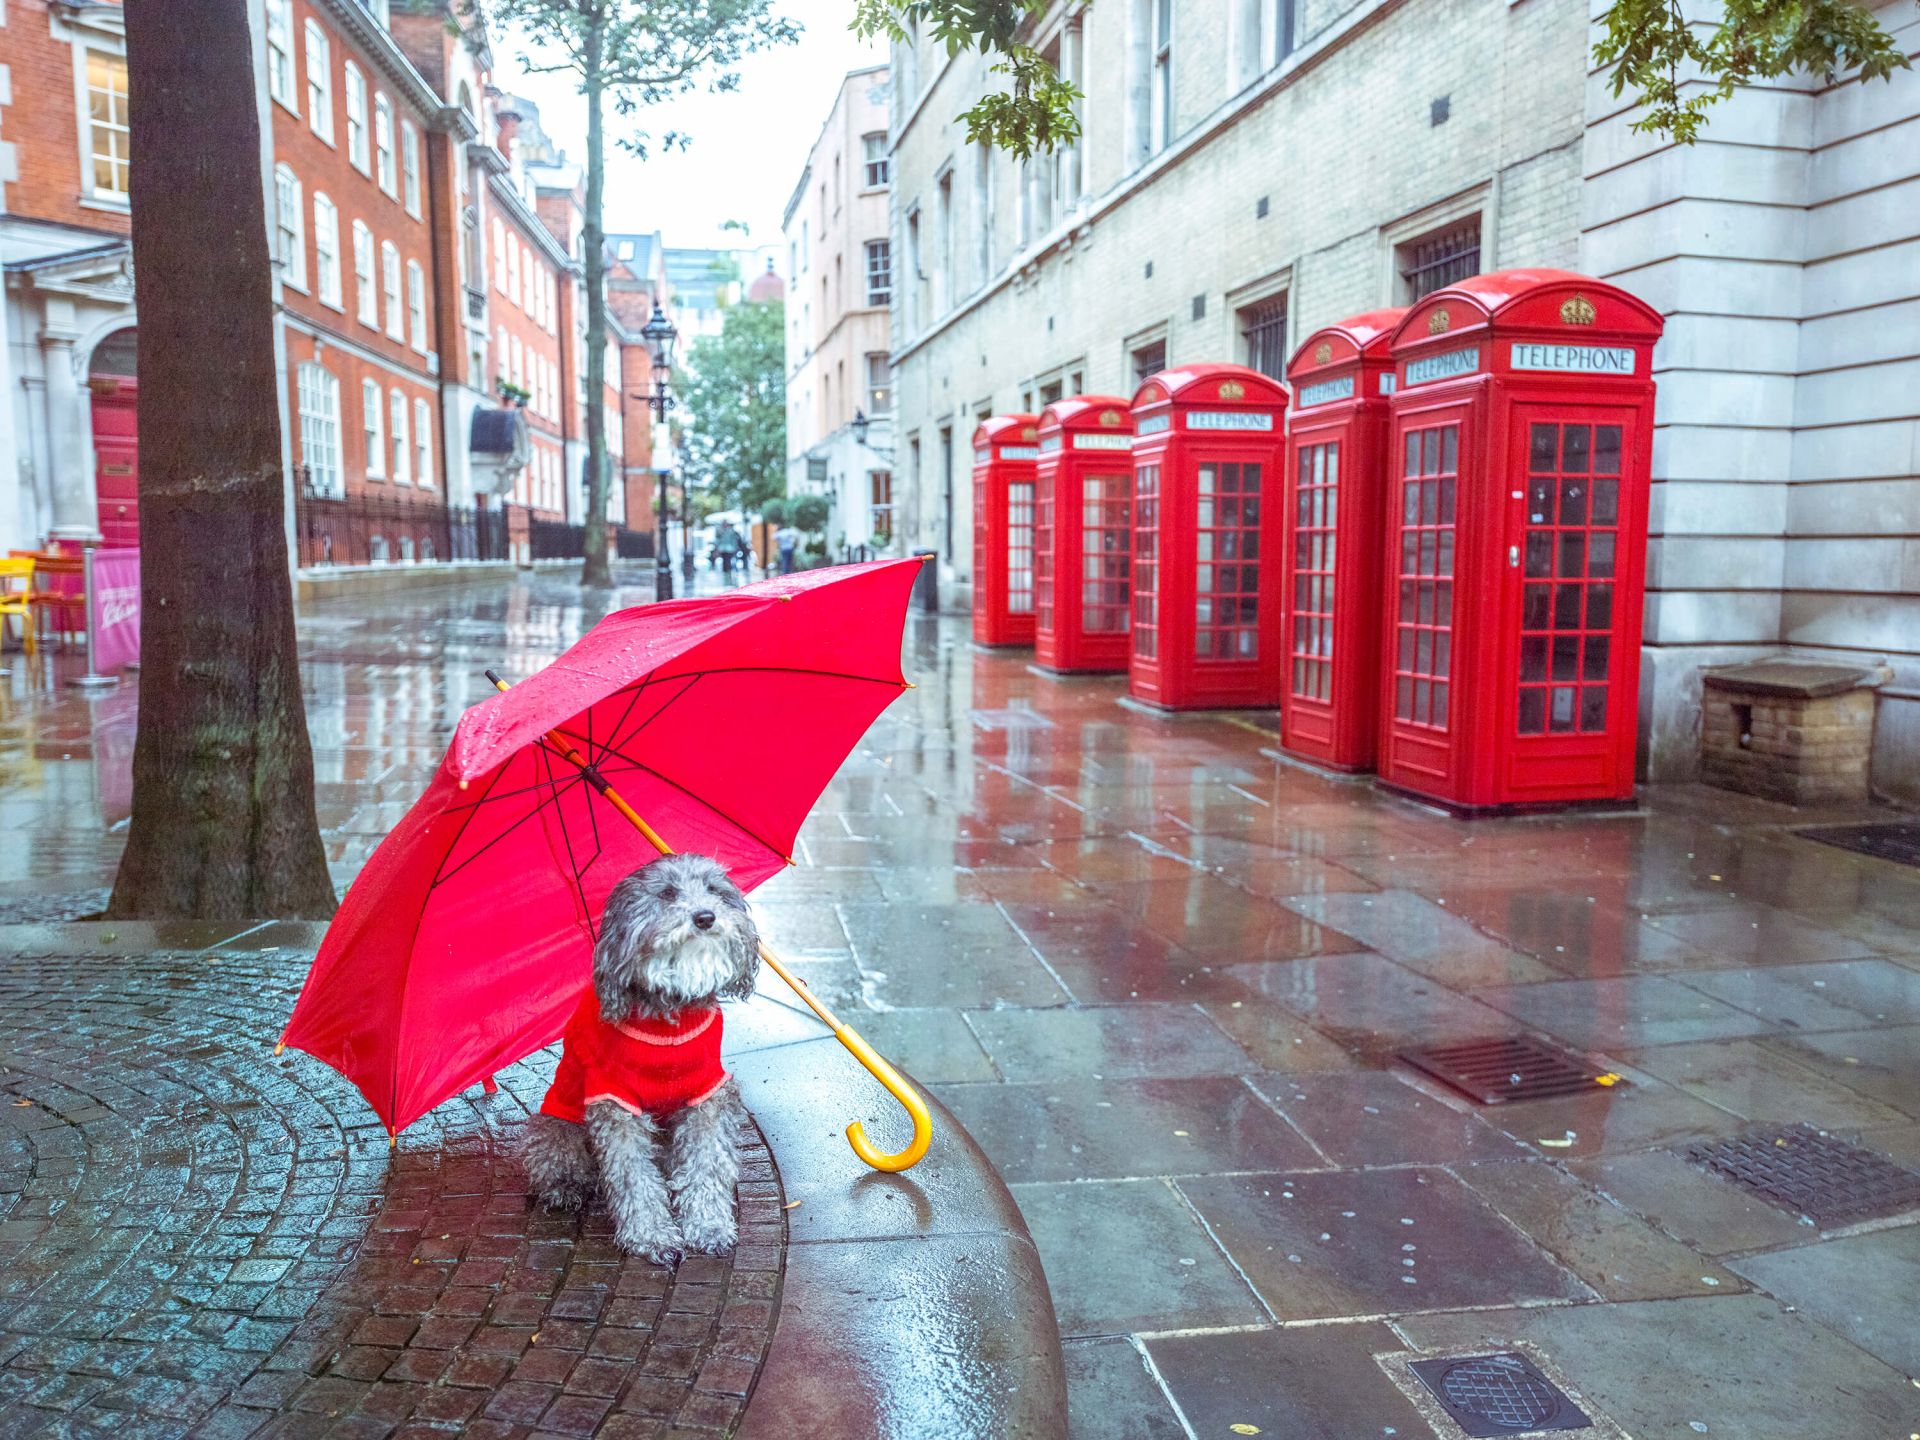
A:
[692,910,716,931]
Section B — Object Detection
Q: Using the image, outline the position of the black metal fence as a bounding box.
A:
[294,482,652,568]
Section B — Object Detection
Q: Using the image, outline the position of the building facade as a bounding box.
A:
[887,0,1920,799]
[1,0,656,571]
[782,65,895,553]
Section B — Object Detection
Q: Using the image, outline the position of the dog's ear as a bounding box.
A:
[593,874,652,1021]
[721,903,761,1000]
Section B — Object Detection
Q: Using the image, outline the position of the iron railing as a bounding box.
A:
[294,476,654,568]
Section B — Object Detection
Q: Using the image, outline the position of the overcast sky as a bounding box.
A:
[495,0,887,254]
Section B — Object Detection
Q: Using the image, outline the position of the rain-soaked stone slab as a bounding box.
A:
[1567,1150,1815,1256]
[1728,1226,1920,1375]
[938,1076,1325,1183]
[1009,1178,1267,1335]
[1474,975,1780,1050]
[821,1006,1004,1084]
[1639,906,1882,966]
[1194,997,1360,1072]
[1218,950,1518,1054]
[964,1004,1256,1082]
[1478,1058,1743,1159]
[1281,890,1563,987]
[1677,958,1920,1030]
[1452,1160,1743,1301]
[1758,1025,1920,1118]
[1146,1321,1437,1440]
[1248,1071,1531,1168]
[1621,1038,1909,1130]
[838,902,1072,1008]
[1394,1294,1919,1440]
[1411,884,1712,975]
[1176,1167,1590,1320]
[1062,1338,1186,1440]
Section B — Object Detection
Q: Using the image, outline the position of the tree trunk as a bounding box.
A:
[108,0,336,920]
[579,10,613,589]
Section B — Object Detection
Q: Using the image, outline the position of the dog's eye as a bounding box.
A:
[658,885,677,902]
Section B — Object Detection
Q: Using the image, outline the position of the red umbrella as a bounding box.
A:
[281,558,928,1157]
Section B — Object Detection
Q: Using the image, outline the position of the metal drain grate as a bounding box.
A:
[1409,1353,1591,1437]
[1398,1036,1620,1105]
[1795,822,1920,868]
[1685,1125,1920,1229]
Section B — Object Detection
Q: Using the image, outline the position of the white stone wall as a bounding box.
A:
[1581,0,1920,799]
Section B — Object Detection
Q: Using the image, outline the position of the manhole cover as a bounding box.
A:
[1685,1125,1920,1228]
[1409,1353,1591,1436]
[1398,1036,1621,1105]
[1795,822,1920,868]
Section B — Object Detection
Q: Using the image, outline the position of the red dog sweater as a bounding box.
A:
[539,992,729,1123]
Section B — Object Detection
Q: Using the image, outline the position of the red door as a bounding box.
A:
[92,382,140,546]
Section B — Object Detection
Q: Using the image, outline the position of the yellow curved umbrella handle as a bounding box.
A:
[484,669,934,1172]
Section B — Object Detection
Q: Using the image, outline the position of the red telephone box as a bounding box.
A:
[1128,364,1288,710]
[971,414,1040,647]
[1280,308,1405,771]
[1034,396,1136,673]
[1380,269,1663,809]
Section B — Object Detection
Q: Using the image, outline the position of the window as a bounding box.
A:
[414,398,434,486]
[381,241,403,338]
[869,470,893,539]
[1132,465,1159,657]
[1195,462,1261,659]
[313,193,342,307]
[1131,339,1167,385]
[1275,0,1298,65]
[511,335,524,389]
[1516,422,1621,736]
[374,93,396,196]
[863,132,889,187]
[275,165,307,291]
[304,21,333,141]
[352,221,376,326]
[266,0,296,112]
[1240,294,1288,381]
[297,363,340,494]
[866,352,890,414]
[866,239,891,307]
[1393,425,1459,729]
[936,170,954,312]
[1398,217,1481,301]
[973,142,993,284]
[1007,480,1035,614]
[401,121,421,216]
[406,260,427,351]
[390,389,411,483]
[1290,441,1338,699]
[906,209,921,330]
[1080,473,1131,633]
[496,326,508,387]
[492,218,508,292]
[362,378,386,478]
[507,241,521,309]
[83,51,131,201]
[344,62,369,171]
[1151,0,1173,152]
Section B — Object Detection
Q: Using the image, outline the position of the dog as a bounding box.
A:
[519,852,760,1264]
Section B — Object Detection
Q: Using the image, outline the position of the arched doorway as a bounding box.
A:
[89,326,139,546]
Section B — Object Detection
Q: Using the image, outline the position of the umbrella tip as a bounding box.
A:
[901,681,916,689]
[388,1132,397,1150]
[273,1042,284,1056]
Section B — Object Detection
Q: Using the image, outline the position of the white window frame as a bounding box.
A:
[275,164,307,292]
[381,240,403,339]
[390,388,411,484]
[401,120,422,217]
[313,192,342,308]
[266,0,298,114]
[492,217,508,293]
[72,46,132,209]
[865,239,891,307]
[304,20,333,143]
[1151,0,1173,153]
[362,377,386,478]
[297,362,341,495]
[344,62,369,173]
[507,240,521,310]
[374,93,397,196]
[407,258,428,352]
[352,220,377,327]
[414,398,434,487]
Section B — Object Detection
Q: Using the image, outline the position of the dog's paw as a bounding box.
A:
[678,1216,737,1257]
[614,1221,685,1267]
[531,1180,592,1213]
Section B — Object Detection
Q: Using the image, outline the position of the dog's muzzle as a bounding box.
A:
[692,910,716,931]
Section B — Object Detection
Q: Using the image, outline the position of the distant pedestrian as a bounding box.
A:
[711,520,746,584]
[775,523,800,575]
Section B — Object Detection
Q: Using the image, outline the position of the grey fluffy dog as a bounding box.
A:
[520,852,760,1264]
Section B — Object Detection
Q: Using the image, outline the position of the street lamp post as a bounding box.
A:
[638,301,680,601]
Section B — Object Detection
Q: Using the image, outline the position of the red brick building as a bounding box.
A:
[0,0,657,570]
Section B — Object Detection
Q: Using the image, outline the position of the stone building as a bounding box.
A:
[1,0,656,571]
[783,65,896,553]
[886,0,1919,799]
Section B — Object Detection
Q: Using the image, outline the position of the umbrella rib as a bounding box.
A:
[580,671,700,769]
[624,664,905,691]
[431,764,594,890]
[565,738,793,863]
[533,735,603,944]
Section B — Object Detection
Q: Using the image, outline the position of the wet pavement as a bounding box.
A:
[5,567,1920,1437]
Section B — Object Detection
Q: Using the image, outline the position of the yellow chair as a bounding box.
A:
[0,556,35,658]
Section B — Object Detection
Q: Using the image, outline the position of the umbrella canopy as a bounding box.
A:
[283,558,923,1134]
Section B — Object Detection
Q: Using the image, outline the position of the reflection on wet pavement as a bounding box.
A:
[5,570,1919,1437]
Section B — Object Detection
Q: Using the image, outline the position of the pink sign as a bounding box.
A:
[90,547,141,673]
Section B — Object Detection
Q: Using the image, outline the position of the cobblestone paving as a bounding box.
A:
[0,945,784,1440]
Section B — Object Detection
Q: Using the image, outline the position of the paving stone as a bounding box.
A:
[1728,1227,1920,1375]
[964,1004,1255,1081]
[1395,1294,1918,1440]
[1147,1322,1436,1440]
[1621,1037,1909,1130]
[1640,907,1883,966]
[1475,975,1780,1049]
[1678,959,1920,1030]
[1283,890,1563,986]
[1757,1026,1920,1118]
[1218,950,1519,1055]
[1061,1338,1185,1440]
[1249,1071,1530,1168]
[939,1076,1323,1183]
[1008,1179,1265,1335]
[1191,998,1358,1071]
[837,902,1071,1007]
[1567,1151,1814,1255]
[1177,1166,1590,1319]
